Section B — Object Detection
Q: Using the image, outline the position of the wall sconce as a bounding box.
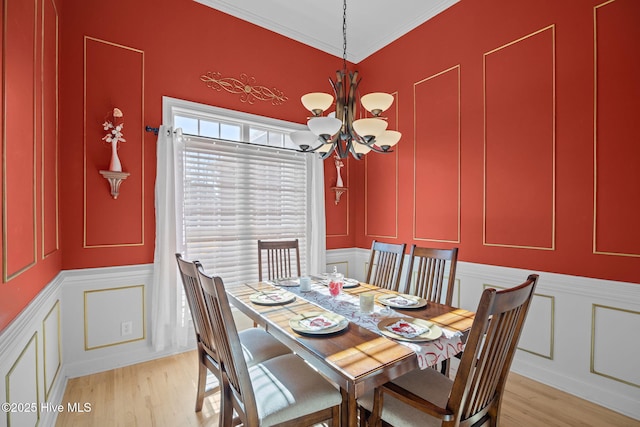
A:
[99,170,130,199]
[99,107,129,199]
[331,186,348,205]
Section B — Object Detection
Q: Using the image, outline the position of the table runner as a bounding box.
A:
[284,282,466,369]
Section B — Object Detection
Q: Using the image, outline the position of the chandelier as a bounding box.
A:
[290,0,401,159]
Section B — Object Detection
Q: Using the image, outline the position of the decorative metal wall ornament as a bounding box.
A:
[200,71,288,105]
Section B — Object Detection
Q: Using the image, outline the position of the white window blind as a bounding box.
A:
[177,135,308,285]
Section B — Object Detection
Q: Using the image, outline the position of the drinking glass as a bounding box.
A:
[328,272,344,297]
[359,293,374,314]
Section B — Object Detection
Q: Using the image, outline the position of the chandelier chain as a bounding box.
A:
[342,0,347,70]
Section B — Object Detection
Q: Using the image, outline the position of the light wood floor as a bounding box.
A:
[56,350,639,427]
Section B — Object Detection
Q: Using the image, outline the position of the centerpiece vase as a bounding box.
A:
[109,140,122,172]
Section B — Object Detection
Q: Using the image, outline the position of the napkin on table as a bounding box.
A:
[260,292,286,302]
[300,315,338,331]
[385,319,428,338]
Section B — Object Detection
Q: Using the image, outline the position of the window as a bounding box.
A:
[166,98,311,285]
[173,108,299,150]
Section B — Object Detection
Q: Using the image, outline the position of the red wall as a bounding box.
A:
[1,0,341,331]
[58,0,342,271]
[0,0,63,331]
[337,0,640,284]
[2,0,638,333]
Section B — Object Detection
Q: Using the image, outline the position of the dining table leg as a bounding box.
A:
[340,387,358,426]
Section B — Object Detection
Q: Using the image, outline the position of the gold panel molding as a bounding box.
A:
[200,71,287,105]
[592,0,640,258]
[591,304,640,388]
[41,0,59,259]
[483,283,555,359]
[42,300,61,400]
[84,284,146,350]
[365,92,399,239]
[2,0,38,282]
[83,36,145,248]
[413,66,461,243]
[482,25,556,250]
[5,332,40,426]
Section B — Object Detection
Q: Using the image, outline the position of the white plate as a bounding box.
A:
[274,277,300,287]
[378,317,443,342]
[249,290,296,305]
[342,278,360,288]
[289,311,349,335]
[377,293,427,309]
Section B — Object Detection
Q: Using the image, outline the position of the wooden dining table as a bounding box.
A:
[225,279,475,426]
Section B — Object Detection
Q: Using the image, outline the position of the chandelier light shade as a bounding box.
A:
[301,93,334,116]
[307,117,342,138]
[290,0,401,159]
[360,93,395,116]
[352,118,388,139]
[352,142,372,155]
[375,130,402,150]
[290,130,321,151]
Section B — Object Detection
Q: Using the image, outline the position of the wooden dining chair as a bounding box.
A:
[365,240,407,291]
[257,239,301,281]
[358,274,539,427]
[404,245,458,306]
[404,245,459,376]
[197,268,343,427]
[175,254,291,412]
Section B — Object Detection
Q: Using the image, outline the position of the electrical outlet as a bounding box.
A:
[121,321,133,336]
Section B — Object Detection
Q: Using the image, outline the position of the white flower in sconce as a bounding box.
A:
[102,108,126,145]
[102,107,126,172]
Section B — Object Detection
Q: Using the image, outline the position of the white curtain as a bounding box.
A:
[150,125,326,352]
[307,154,326,275]
[150,126,190,352]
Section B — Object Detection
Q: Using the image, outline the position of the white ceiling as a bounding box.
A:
[194,0,459,63]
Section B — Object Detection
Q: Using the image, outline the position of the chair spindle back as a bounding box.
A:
[405,246,458,305]
[258,239,301,281]
[366,240,407,291]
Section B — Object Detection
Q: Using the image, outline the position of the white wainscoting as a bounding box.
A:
[1,254,638,426]
[59,264,182,378]
[0,264,182,427]
[0,275,64,427]
[327,247,640,420]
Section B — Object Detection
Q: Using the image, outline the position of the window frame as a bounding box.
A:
[162,96,312,284]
